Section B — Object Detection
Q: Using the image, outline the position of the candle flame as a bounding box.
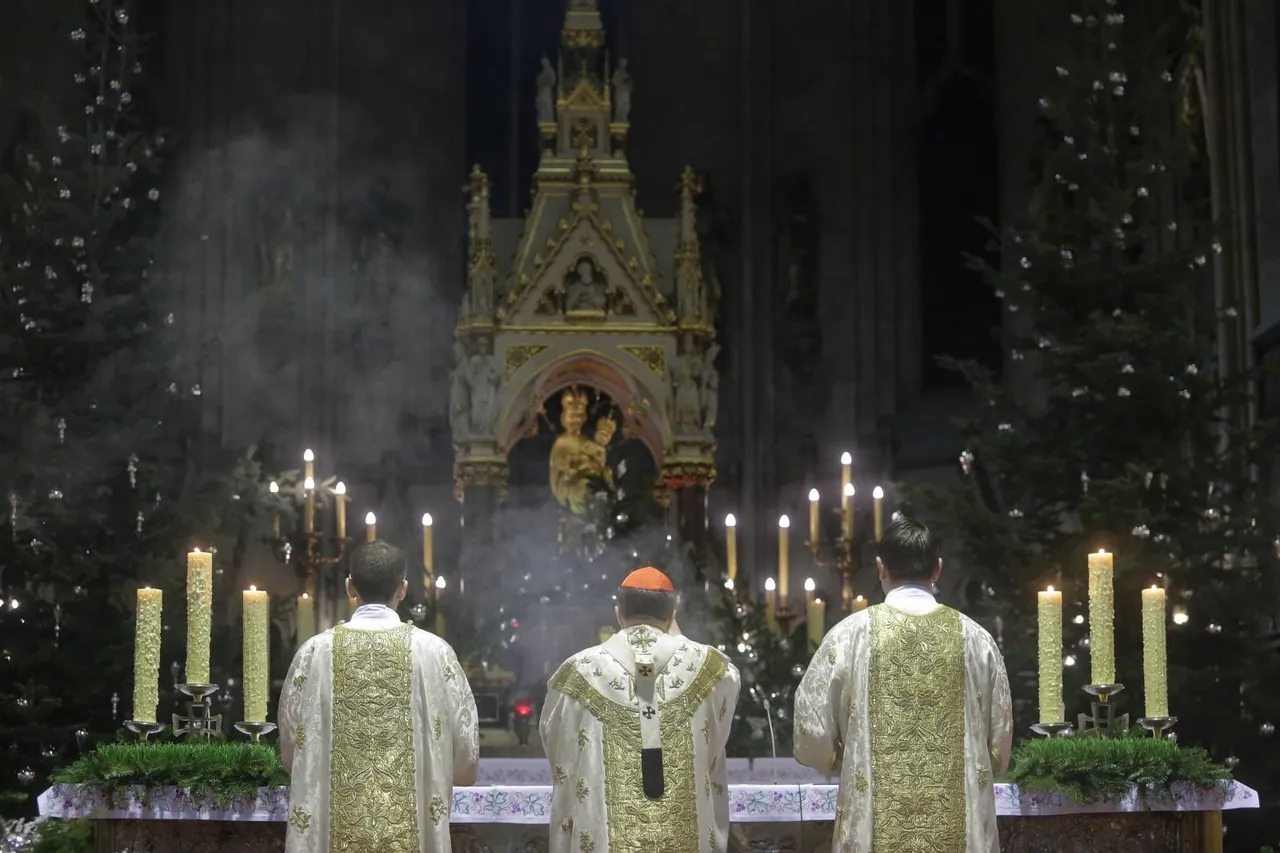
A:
[1047,585,1055,592]
[248,585,258,592]
[815,597,823,605]
[724,578,735,590]
[422,513,433,527]
[855,595,865,603]
[808,488,820,502]
[300,593,310,600]
[334,481,346,495]
[725,513,737,527]
[192,547,201,553]
[1096,548,1109,554]
[872,486,884,500]
[765,578,777,591]
[303,476,315,490]
[778,515,791,528]
[303,449,314,462]
[269,481,279,494]
[844,483,855,497]
[365,512,377,525]
[435,575,446,590]
[804,578,816,591]
[1150,584,1160,590]
[841,451,852,465]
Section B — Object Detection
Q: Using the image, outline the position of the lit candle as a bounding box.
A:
[334,482,347,540]
[186,549,213,685]
[872,486,885,541]
[242,586,270,723]
[808,489,821,553]
[807,594,826,651]
[365,511,377,543]
[303,476,316,534]
[269,481,280,538]
[804,577,817,606]
[1142,585,1169,718]
[777,515,791,609]
[842,483,855,540]
[132,587,163,723]
[434,575,447,636]
[1087,549,1116,684]
[724,514,738,581]
[764,577,779,635]
[296,592,315,644]
[422,513,434,588]
[303,450,316,534]
[840,452,852,500]
[852,594,867,612]
[1037,585,1064,723]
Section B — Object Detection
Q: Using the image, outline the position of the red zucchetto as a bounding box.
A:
[620,567,674,592]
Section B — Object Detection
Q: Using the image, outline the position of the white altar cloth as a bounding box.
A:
[39,778,1258,824]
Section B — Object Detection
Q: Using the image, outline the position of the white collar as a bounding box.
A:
[884,585,939,615]
[346,604,403,629]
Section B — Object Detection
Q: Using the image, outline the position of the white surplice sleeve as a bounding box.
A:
[279,636,320,775]
[983,631,1013,774]
[442,646,480,786]
[793,624,849,773]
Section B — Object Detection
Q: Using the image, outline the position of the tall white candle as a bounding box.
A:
[724,514,738,581]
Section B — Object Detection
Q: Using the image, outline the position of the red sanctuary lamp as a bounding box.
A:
[513,699,535,746]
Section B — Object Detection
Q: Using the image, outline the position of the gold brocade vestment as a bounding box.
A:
[868,605,966,853]
[329,624,418,853]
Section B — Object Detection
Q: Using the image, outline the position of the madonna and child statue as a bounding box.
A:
[548,387,618,546]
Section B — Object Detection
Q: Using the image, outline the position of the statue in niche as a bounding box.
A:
[672,350,704,430]
[611,58,632,124]
[565,257,608,313]
[463,338,500,436]
[259,204,301,293]
[536,57,557,124]
[449,341,470,440]
[549,387,614,516]
[701,343,721,430]
[349,177,409,296]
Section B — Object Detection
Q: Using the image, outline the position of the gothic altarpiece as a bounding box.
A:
[449,0,719,617]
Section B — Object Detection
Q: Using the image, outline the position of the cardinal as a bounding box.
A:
[540,567,740,853]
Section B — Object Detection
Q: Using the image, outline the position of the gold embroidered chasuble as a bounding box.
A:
[793,596,1013,853]
[279,609,481,853]
[868,605,965,852]
[330,624,418,853]
[540,626,741,853]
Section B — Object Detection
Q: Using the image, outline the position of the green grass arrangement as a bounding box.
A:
[1007,734,1232,803]
[52,741,287,807]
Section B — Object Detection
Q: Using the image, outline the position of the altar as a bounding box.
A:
[39,758,1256,853]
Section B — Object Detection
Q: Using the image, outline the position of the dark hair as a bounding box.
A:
[618,587,676,625]
[877,516,938,583]
[349,540,407,603]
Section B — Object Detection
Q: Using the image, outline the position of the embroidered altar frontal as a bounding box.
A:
[41,767,1257,853]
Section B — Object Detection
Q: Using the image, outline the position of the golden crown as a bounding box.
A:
[561,387,589,416]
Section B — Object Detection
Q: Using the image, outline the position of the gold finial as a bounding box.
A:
[468,164,490,198]
[678,166,703,199]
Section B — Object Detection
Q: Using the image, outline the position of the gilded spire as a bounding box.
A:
[562,0,605,49]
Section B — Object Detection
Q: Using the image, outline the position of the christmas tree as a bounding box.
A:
[913,0,1280,813]
[0,0,262,815]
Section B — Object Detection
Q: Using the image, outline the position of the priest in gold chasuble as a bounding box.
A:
[794,517,1013,853]
[280,541,480,853]
[540,568,741,853]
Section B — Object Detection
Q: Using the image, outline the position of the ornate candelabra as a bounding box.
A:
[266,450,353,636]
[803,455,886,613]
[173,683,222,738]
[1078,683,1129,735]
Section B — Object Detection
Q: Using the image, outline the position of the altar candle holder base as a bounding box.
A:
[1137,715,1177,739]
[173,683,223,739]
[1078,683,1128,736]
[1030,721,1074,738]
[234,721,278,744]
[123,720,166,741]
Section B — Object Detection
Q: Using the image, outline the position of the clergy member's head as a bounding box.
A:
[346,540,409,607]
[875,516,942,593]
[615,567,676,632]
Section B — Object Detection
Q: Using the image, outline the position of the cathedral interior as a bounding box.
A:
[5,0,1279,683]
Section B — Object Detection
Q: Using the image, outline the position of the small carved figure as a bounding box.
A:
[537,57,557,124]
[701,343,721,430]
[565,258,608,313]
[466,164,491,243]
[672,352,703,429]
[677,166,702,243]
[611,58,633,124]
[463,339,500,435]
[260,205,301,292]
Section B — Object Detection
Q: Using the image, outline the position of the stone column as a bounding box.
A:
[454,459,509,594]
[662,462,716,579]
